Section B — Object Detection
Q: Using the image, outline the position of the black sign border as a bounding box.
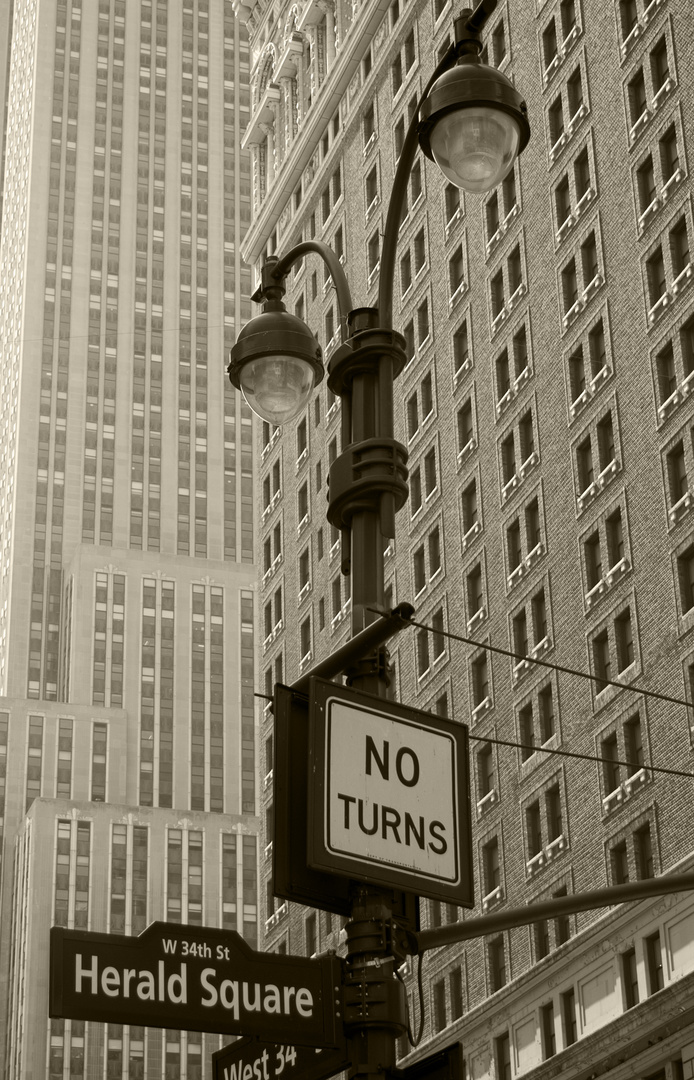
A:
[306,679,474,908]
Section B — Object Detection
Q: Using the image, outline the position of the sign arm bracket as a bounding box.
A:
[408,872,694,954]
[291,604,414,694]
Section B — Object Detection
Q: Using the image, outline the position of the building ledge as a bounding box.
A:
[240,0,394,264]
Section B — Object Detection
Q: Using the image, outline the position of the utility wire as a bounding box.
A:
[366,607,694,714]
[255,616,694,779]
[467,733,693,780]
[256,688,692,779]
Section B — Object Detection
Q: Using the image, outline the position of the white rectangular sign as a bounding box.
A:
[325,698,460,884]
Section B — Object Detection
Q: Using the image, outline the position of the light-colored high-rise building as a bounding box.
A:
[240,0,694,1075]
[0,2,257,1077]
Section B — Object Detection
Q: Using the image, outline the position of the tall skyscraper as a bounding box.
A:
[241,0,694,1075]
[0,1,257,1076]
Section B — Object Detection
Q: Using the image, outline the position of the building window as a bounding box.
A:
[392,52,403,94]
[416,627,430,678]
[433,979,446,1032]
[561,987,577,1045]
[91,722,108,801]
[449,967,463,1019]
[491,269,505,319]
[410,465,422,514]
[610,838,629,884]
[618,0,637,41]
[401,250,412,295]
[645,931,664,994]
[471,652,489,709]
[365,165,378,211]
[305,912,316,956]
[298,482,309,524]
[411,158,422,203]
[646,245,666,307]
[424,446,438,498]
[677,543,694,614]
[417,298,430,345]
[462,477,478,534]
[492,18,506,66]
[367,231,380,276]
[508,244,522,294]
[635,821,654,879]
[26,715,44,811]
[482,835,500,894]
[477,741,495,799]
[637,154,656,213]
[413,545,426,594]
[466,561,484,622]
[445,183,460,225]
[453,319,469,376]
[526,800,542,858]
[621,947,639,1009]
[449,245,465,295]
[592,628,611,691]
[495,1033,511,1080]
[541,1001,556,1059]
[458,398,474,452]
[628,68,647,126]
[488,936,506,992]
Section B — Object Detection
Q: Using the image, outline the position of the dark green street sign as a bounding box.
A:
[50,922,342,1046]
[212,1036,350,1080]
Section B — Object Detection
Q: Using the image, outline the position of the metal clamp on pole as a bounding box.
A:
[327,439,409,537]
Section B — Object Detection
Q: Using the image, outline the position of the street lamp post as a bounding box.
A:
[229,2,530,1075]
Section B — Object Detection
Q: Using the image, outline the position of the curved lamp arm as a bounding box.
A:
[272,239,355,337]
[377,42,459,330]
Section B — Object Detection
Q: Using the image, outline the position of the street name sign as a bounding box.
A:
[307,679,473,906]
[212,1035,350,1080]
[50,922,342,1046]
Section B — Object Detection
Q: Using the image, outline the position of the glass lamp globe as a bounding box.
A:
[228,303,324,426]
[428,105,521,193]
[238,354,316,426]
[419,53,530,195]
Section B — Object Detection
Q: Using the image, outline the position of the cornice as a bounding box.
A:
[240,0,393,266]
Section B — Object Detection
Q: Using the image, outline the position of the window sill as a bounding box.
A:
[602,767,648,815]
[481,884,504,911]
[449,282,467,309]
[453,356,473,388]
[669,490,693,527]
[299,649,313,672]
[476,787,498,818]
[296,447,309,472]
[467,605,486,633]
[457,436,476,467]
[570,363,612,422]
[462,520,481,551]
[471,695,492,723]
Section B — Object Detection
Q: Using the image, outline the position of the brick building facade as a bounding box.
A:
[238,0,694,1075]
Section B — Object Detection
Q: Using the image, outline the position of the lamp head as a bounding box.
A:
[228,273,324,426]
[419,51,530,193]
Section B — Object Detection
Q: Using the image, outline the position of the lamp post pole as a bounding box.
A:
[229,3,530,1074]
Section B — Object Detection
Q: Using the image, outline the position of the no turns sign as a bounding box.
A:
[307,679,473,907]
